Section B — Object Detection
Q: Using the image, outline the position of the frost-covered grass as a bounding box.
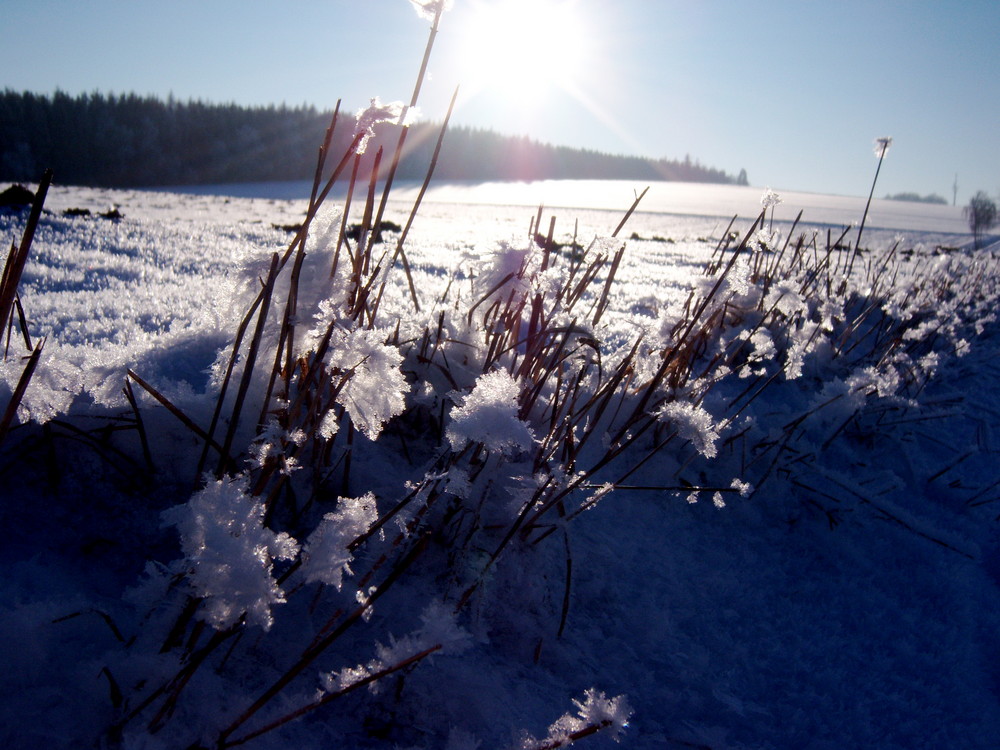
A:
[3,172,996,747]
[3,7,1000,750]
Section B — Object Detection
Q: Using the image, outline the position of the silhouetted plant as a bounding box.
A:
[964,190,997,249]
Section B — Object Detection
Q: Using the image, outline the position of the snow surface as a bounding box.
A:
[155,178,972,234]
[1,180,998,749]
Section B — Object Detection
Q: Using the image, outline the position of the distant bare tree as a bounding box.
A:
[965,190,998,249]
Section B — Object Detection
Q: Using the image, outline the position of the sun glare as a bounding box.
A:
[457,0,589,104]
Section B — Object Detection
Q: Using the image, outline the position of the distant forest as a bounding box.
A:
[0,90,739,188]
[884,192,948,205]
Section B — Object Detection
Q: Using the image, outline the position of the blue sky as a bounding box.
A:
[3,0,998,204]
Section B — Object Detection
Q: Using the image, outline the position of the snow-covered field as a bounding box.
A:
[1,179,999,750]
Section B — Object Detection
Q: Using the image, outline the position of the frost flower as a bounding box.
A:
[408,0,453,21]
[846,364,900,399]
[655,400,721,458]
[873,136,893,158]
[301,493,379,589]
[353,97,419,154]
[163,476,299,631]
[764,280,806,319]
[447,370,535,455]
[327,326,409,441]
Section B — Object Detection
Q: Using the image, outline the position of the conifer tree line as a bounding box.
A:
[0,90,737,187]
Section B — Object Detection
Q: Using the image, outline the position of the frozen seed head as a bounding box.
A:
[760,187,782,209]
[408,0,453,22]
[873,136,893,158]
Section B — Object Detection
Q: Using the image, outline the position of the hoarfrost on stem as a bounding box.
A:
[163,476,299,631]
[320,600,470,693]
[655,399,721,459]
[749,329,777,365]
[377,599,472,661]
[326,325,409,441]
[249,418,306,474]
[353,97,419,154]
[873,136,893,158]
[760,187,782,209]
[749,226,779,253]
[525,688,633,747]
[765,280,807,319]
[475,239,538,309]
[300,492,379,589]
[731,477,753,497]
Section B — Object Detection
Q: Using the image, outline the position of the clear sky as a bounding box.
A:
[4,0,998,204]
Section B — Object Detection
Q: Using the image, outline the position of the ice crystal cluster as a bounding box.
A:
[301,493,379,588]
[163,477,299,631]
[524,689,633,748]
[326,325,410,441]
[447,369,535,454]
[409,0,453,22]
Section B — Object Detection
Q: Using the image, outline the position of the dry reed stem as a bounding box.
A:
[611,186,649,238]
[0,339,43,444]
[0,170,50,339]
[216,253,280,477]
[372,86,461,319]
[215,532,431,747]
[127,369,231,466]
[222,645,442,749]
[0,172,51,444]
[123,378,155,474]
[368,5,445,311]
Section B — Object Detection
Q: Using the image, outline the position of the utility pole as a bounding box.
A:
[953,174,958,207]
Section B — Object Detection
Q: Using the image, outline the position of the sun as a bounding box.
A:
[456,0,590,104]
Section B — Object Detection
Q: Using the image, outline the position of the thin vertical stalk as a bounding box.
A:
[369,4,446,310]
[216,253,280,477]
[611,186,649,238]
[0,170,50,343]
[372,86,460,319]
[0,339,43,444]
[851,137,891,275]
